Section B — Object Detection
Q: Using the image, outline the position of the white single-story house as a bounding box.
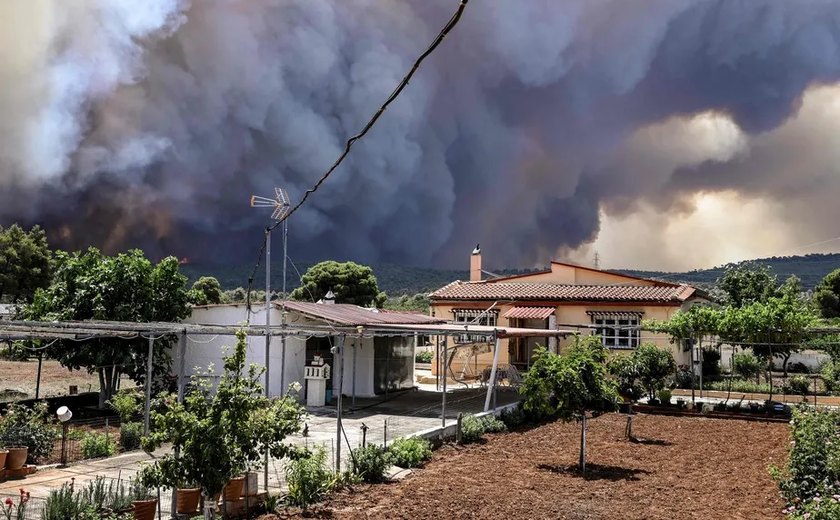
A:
[184,299,445,401]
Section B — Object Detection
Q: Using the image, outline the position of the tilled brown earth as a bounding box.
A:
[269,413,789,520]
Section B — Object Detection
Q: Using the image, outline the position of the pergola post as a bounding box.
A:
[143,335,154,435]
[441,335,447,428]
[484,336,502,412]
[335,334,345,473]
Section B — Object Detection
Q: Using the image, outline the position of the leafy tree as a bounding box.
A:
[814,268,840,319]
[23,248,191,407]
[0,224,52,303]
[224,287,248,303]
[187,276,226,305]
[607,344,675,402]
[382,293,431,313]
[290,261,386,307]
[141,331,305,515]
[608,355,644,402]
[720,289,816,379]
[633,344,677,401]
[521,337,618,473]
[716,262,776,307]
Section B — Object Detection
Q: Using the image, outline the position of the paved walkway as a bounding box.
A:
[1,387,519,500]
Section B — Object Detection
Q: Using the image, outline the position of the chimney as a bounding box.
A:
[470,244,481,282]
[324,289,336,304]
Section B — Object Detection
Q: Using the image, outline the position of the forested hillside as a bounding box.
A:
[182,253,840,296]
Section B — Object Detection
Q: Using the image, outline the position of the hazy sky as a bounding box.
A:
[2,1,840,272]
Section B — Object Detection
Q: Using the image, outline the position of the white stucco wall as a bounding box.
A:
[185,304,306,398]
[335,336,376,398]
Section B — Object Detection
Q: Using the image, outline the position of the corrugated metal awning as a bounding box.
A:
[586,311,644,319]
[452,308,499,318]
[504,306,555,320]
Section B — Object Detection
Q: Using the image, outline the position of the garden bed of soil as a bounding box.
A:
[265,413,790,519]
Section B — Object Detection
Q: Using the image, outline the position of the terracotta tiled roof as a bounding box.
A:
[278,301,445,327]
[430,282,696,303]
[504,306,556,319]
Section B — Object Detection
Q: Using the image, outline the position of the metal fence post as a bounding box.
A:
[456,413,463,444]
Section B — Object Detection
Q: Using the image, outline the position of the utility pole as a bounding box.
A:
[251,188,291,491]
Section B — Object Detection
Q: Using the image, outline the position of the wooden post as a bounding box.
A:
[456,412,463,444]
[35,352,43,399]
[579,414,587,474]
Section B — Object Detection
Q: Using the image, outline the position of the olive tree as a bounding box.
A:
[521,336,618,473]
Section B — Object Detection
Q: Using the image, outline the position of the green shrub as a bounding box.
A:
[733,352,762,380]
[674,365,694,389]
[0,402,59,463]
[608,355,644,401]
[658,389,672,405]
[784,375,812,397]
[414,351,433,363]
[44,483,87,520]
[119,422,142,451]
[459,414,485,444]
[701,348,721,379]
[262,493,281,515]
[285,446,335,511]
[707,379,771,394]
[387,437,432,469]
[108,390,140,422]
[480,415,507,434]
[80,432,117,459]
[821,361,840,394]
[499,405,527,429]
[770,407,840,508]
[787,497,840,519]
[350,445,388,483]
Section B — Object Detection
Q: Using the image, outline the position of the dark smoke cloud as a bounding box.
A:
[2,1,840,270]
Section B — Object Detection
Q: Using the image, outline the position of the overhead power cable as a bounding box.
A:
[244,0,470,320]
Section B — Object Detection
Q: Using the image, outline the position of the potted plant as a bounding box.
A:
[129,476,158,520]
[0,446,7,470]
[138,462,199,515]
[3,446,28,471]
[141,331,305,519]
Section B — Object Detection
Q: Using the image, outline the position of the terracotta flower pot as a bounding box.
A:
[5,447,28,470]
[242,471,259,497]
[0,449,8,470]
[223,476,245,501]
[175,488,201,514]
[132,499,158,520]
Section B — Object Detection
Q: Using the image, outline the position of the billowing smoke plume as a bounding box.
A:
[2,1,840,270]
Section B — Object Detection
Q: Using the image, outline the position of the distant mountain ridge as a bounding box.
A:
[181,253,840,296]
[613,253,840,289]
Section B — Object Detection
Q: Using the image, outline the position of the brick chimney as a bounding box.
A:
[470,244,481,282]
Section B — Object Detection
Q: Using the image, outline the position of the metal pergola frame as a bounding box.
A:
[0,318,576,481]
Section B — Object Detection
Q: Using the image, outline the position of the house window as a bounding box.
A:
[588,312,642,350]
[453,309,498,343]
